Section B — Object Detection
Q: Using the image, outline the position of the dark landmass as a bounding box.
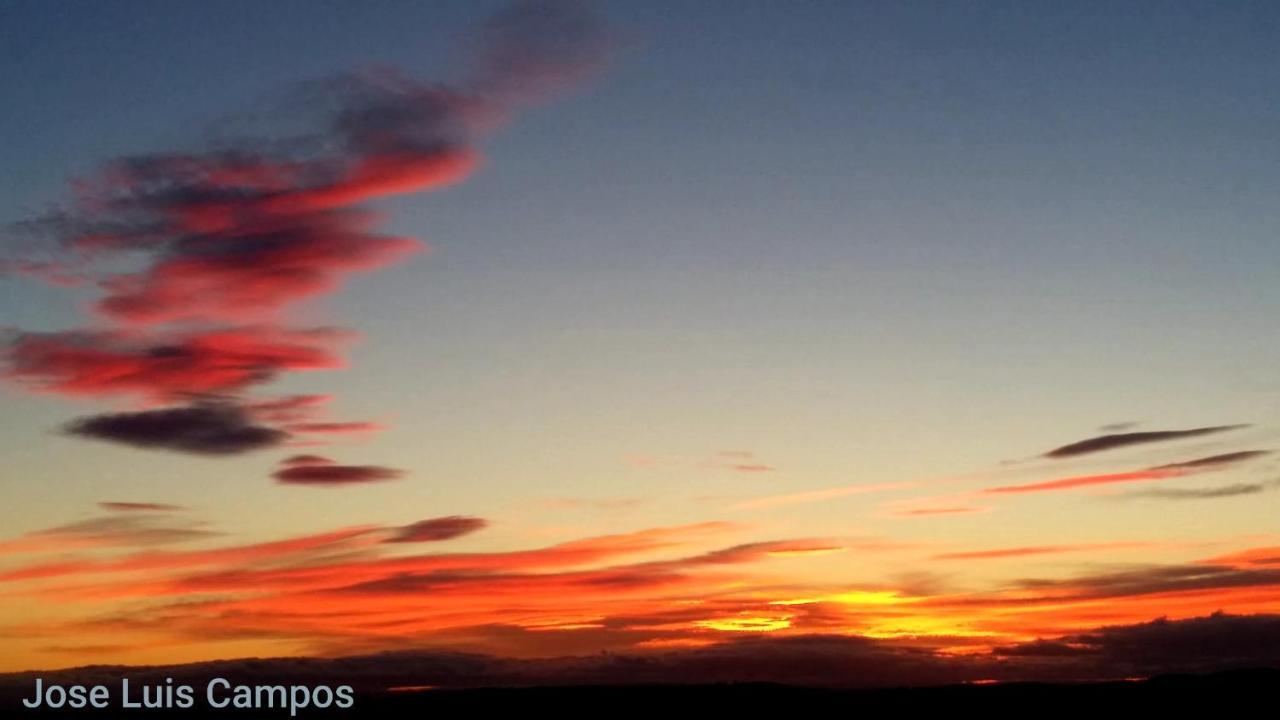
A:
[5,615,1279,716]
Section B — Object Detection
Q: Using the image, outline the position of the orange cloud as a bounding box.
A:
[984,469,1183,494]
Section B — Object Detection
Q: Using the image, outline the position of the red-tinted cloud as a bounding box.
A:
[280,454,336,466]
[272,463,404,486]
[984,469,1183,495]
[891,506,986,517]
[1,0,612,465]
[5,328,345,402]
[385,516,489,543]
[932,542,1150,561]
[984,449,1269,494]
[245,394,333,423]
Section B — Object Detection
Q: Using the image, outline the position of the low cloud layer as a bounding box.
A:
[1,613,1276,690]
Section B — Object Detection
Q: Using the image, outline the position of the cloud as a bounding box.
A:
[1043,425,1248,458]
[5,327,346,402]
[890,506,986,517]
[985,450,1269,495]
[1123,481,1279,501]
[1152,451,1271,470]
[0,259,85,287]
[932,542,1150,561]
[245,394,333,423]
[7,1,612,327]
[1009,563,1280,602]
[984,469,1183,494]
[287,421,384,434]
[2,505,1278,677]
[386,516,489,543]
[3,614,1278,690]
[471,0,615,104]
[0,514,216,556]
[65,403,289,455]
[280,453,335,466]
[728,464,775,473]
[97,502,185,512]
[2,0,613,460]
[1201,546,1280,568]
[629,451,779,474]
[272,463,404,486]
[993,612,1280,676]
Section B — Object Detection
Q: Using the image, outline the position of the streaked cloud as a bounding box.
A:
[1043,425,1247,459]
[97,502,186,513]
[985,449,1269,494]
[1123,481,1279,501]
[386,516,489,543]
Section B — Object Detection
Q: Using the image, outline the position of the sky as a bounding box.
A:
[0,0,1278,679]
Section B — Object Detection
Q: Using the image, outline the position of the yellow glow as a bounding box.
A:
[770,590,913,606]
[765,547,846,558]
[695,614,792,632]
[861,617,999,639]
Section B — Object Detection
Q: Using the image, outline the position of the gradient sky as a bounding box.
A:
[1,0,1278,675]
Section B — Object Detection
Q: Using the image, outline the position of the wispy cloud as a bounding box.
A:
[932,542,1153,561]
[385,516,489,543]
[1043,425,1248,459]
[98,502,186,513]
[1123,481,1280,501]
[985,449,1269,494]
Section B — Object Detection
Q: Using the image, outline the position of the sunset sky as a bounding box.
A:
[1,1,1278,678]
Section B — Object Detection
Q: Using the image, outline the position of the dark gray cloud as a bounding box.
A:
[1124,481,1279,501]
[65,404,288,455]
[386,516,489,543]
[993,612,1280,677]
[1012,564,1280,602]
[1151,450,1270,470]
[98,502,186,512]
[1044,425,1248,458]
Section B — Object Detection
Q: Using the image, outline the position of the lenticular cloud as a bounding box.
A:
[0,0,611,467]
